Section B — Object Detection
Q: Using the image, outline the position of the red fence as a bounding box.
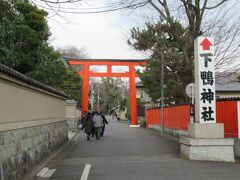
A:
[146,101,239,138]
[216,101,238,138]
[146,105,190,130]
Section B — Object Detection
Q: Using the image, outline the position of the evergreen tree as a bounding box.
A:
[0,1,82,103]
[129,21,190,104]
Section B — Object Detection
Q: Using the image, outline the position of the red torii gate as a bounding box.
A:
[66,58,147,126]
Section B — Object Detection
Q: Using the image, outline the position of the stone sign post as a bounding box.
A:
[195,37,215,123]
[180,37,234,162]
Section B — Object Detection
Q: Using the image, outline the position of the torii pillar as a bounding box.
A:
[81,64,89,113]
[129,65,139,127]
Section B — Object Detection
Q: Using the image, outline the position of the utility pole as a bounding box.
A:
[161,54,165,136]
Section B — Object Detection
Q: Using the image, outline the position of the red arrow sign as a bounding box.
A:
[200,38,213,50]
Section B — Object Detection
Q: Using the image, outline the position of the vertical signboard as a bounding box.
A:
[194,37,215,123]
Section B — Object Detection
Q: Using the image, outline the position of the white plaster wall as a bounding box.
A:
[0,74,66,129]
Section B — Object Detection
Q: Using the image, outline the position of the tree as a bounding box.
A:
[129,21,190,103]
[0,0,17,67]
[89,78,127,112]
[127,0,239,104]
[62,68,82,105]
[28,44,66,89]
[101,78,123,110]
[27,0,148,14]
[57,45,90,105]
[57,45,89,58]
[28,0,239,103]
[0,1,51,74]
[0,1,82,103]
[26,0,239,77]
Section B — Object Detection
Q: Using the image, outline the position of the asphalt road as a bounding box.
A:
[33,116,240,180]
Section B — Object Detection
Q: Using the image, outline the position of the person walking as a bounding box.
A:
[110,108,117,120]
[92,112,103,140]
[100,112,108,137]
[78,111,87,130]
[82,112,94,140]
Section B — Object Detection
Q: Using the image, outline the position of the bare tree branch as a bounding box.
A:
[205,0,229,10]
[29,0,240,80]
[149,1,168,20]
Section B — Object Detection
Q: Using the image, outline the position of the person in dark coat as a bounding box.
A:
[82,112,94,140]
[100,112,108,137]
[78,111,87,130]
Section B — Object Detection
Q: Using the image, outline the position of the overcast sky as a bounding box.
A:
[46,1,153,59]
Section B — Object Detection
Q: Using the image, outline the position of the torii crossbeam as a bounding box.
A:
[66,58,147,126]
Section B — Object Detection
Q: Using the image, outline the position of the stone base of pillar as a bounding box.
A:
[129,124,140,128]
[188,123,224,139]
[180,123,234,162]
[180,137,235,162]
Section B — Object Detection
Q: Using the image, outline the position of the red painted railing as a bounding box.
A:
[216,101,238,138]
[146,105,190,130]
[146,101,239,138]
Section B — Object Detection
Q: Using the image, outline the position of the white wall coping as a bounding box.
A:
[66,100,78,105]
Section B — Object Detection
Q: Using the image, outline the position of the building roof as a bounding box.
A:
[0,63,68,98]
[216,82,240,92]
[215,72,240,91]
[136,80,240,92]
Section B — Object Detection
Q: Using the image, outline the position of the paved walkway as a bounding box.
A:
[33,116,240,180]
